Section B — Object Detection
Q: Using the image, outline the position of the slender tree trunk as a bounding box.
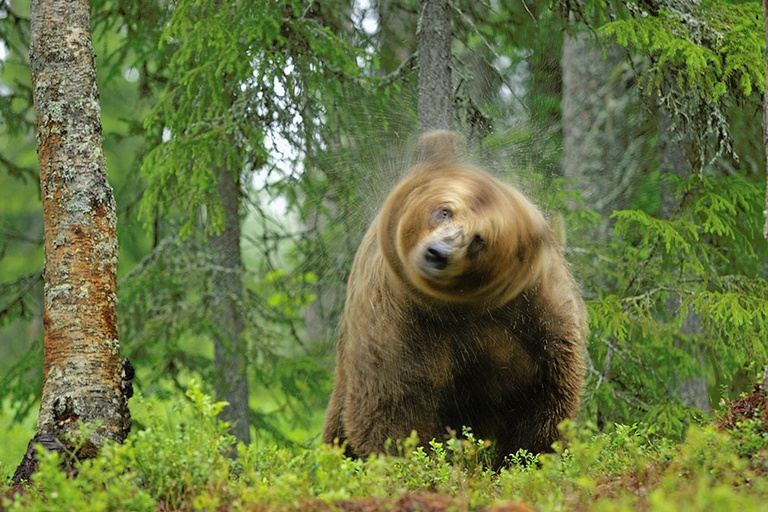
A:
[561,26,643,428]
[561,30,640,240]
[211,163,250,444]
[13,0,132,484]
[417,0,452,133]
[659,114,708,412]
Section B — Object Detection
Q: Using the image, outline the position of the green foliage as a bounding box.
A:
[0,400,36,475]
[596,0,765,166]
[5,388,768,510]
[140,0,368,238]
[650,425,764,511]
[116,230,333,444]
[3,447,156,512]
[726,417,768,467]
[601,1,764,101]
[265,269,318,318]
[127,383,235,509]
[581,169,768,434]
[3,384,232,511]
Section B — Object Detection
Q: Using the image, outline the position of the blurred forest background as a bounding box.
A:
[1,0,767,472]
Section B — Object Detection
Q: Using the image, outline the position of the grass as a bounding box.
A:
[0,403,36,478]
[3,383,768,511]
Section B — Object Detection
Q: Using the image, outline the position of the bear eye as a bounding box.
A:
[468,234,486,256]
[433,207,452,224]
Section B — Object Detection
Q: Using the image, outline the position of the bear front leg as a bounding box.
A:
[323,342,351,451]
[342,380,444,458]
[322,383,347,447]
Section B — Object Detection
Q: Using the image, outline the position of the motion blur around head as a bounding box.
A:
[381,130,551,307]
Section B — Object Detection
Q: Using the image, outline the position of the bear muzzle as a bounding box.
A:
[424,241,452,270]
[414,227,467,280]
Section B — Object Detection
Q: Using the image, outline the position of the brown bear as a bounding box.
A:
[323,131,587,467]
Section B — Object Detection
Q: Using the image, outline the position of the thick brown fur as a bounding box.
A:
[323,132,587,467]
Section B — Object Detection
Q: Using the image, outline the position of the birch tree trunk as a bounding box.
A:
[13,0,132,484]
[418,0,452,133]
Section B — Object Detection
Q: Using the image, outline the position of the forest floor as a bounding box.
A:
[3,384,768,512]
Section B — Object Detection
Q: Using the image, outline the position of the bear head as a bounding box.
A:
[378,150,552,308]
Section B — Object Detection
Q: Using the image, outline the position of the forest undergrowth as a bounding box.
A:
[3,381,768,512]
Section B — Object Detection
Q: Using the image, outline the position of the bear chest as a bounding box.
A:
[403,306,545,395]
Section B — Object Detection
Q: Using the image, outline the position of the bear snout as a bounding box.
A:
[424,242,451,270]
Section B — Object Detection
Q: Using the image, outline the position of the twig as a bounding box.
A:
[0,270,43,318]
[376,52,417,90]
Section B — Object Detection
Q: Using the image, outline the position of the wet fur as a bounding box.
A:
[323,132,587,466]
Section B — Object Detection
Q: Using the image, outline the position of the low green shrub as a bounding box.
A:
[5,385,768,511]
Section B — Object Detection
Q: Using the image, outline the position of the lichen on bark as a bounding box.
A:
[12,0,132,486]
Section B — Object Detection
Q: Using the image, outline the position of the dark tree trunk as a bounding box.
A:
[13,0,132,485]
[659,114,709,413]
[211,164,250,444]
[417,0,452,133]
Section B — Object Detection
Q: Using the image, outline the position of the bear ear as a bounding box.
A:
[414,130,466,165]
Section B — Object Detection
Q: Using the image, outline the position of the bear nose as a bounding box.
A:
[424,242,451,270]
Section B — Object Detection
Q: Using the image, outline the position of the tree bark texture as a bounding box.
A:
[561,28,645,428]
[14,0,132,484]
[659,114,709,413]
[417,0,452,133]
[211,164,250,445]
[561,31,643,240]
